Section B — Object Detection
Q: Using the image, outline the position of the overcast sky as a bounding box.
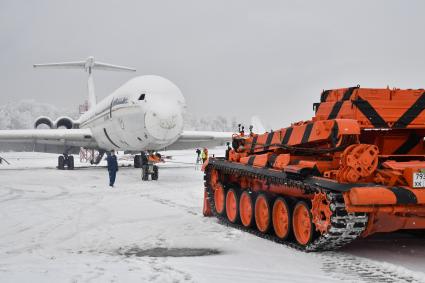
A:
[1,0,424,129]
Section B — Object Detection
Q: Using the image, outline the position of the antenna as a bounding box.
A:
[33,56,136,110]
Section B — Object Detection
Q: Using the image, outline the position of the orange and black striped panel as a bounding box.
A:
[348,186,425,205]
[316,87,425,129]
[239,153,274,168]
[239,154,320,176]
[247,119,360,152]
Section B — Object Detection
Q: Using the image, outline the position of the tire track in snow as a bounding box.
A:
[139,193,200,217]
[147,257,193,283]
[142,184,425,282]
[319,252,425,283]
[0,186,25,203]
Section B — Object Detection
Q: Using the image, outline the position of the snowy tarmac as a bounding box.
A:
[1,150,425,283]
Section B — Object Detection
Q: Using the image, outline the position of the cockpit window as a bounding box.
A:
[139,93,145,101]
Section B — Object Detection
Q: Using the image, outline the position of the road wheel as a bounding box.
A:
[225,189,239,223]
[293,201,315,246]
[58,156,65,170]
[214,184,226,215]
[239,191,255,227]
[255,193,272,233]
[272,197,292,240]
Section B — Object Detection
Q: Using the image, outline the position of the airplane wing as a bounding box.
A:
[0,128,97,154]
[165,131,234,150]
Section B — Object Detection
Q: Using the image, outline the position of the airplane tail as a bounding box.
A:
[34,56,136,109]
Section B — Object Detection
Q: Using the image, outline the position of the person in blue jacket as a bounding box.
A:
[106,150,119,187]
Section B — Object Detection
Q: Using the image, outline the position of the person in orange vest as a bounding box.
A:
[201,147,209,163]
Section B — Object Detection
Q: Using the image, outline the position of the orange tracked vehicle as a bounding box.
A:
[202,86,425,251]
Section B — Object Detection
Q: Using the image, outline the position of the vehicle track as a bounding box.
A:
[204,163,368,251]
[204,163,425,282]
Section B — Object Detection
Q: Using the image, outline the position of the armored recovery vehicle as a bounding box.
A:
[203,86,425,251]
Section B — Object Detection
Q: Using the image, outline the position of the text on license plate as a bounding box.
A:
[413,172,425,188]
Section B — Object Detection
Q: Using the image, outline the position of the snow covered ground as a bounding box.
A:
[1,149,425,283]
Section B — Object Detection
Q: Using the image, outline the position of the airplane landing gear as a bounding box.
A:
[136,151,160,181]
[58,154,74,170]
[134,154,143,168]
[142,164,159,181]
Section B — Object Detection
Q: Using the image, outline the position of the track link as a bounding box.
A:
[204,160,368,252]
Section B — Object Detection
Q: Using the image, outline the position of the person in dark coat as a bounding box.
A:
[106,150,119,187]
[196,148,201,164]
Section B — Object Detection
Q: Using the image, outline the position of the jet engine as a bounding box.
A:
[55,116,76,129]
[34,116,54,129]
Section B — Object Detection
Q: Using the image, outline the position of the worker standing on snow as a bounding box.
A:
[201,148,209,163]
[195,148,202,170]
[106,150,119,187]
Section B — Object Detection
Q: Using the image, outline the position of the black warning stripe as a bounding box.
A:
[352,98,389,128]
[250,135,258,153]
[313,102,321,113]
[387,187,418,204]
[281,128,293,145]
[103,128,120,148]
[301,123,313,144]
[393,133,422,154]
[342,86,359,101]
[327,101,343,119]
[266,154,278,168]
[320,90,331,102]
[329,121,339,146]
[247,156,256,166]
[311,165,321,176]
[284,165,315,177]
[264,132,275,151]
[393,93,425,128]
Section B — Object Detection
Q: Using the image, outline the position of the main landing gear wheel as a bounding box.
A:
[57,154,74,170]
[272,197,292,240]
[67,155,74,170]
[226,189,239,223]
[239,191,255,228]
[293,201,315,246]
[58,156,65,170]
[214,184,226,215]
[255,193,272,233]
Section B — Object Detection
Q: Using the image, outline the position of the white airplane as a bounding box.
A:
[0,57,232,175]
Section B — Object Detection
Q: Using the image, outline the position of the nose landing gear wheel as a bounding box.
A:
[134,155,142,168]
[152,166,158,180]
[255,193,272,233]
[142,165,149,180]
[293,201,314,246]
[239,191,255,228]
[272,197,292,240]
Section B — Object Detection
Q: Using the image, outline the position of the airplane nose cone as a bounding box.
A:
[145,110,183,141]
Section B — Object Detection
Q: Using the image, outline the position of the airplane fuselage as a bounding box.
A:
[78,75,186,151]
